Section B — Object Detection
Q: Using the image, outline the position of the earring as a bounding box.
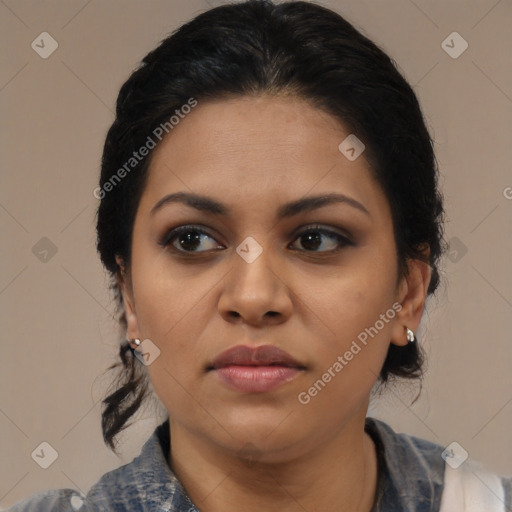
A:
[130,338,141,348]
[406,327,415,343]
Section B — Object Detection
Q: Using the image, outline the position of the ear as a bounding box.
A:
[115,255,141,342]
[390,255,432,347]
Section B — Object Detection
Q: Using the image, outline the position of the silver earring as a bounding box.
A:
[406,328,415,343]
[130,338,141,348]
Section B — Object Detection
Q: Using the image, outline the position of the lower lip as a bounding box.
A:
[213,366,302,393]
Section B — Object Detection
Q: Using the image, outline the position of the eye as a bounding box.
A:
[159,225,223,253]
[160,224,353,255]
[289,225,353,253]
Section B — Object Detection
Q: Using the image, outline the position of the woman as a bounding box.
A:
[10,1,511,511]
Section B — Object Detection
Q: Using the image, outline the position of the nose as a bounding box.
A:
[218,243,293,327]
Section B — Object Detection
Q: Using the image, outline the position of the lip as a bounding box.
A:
[208,345,306,393]
[209,344,304,369]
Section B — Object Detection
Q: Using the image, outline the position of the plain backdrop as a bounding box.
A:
[1,0,511,508]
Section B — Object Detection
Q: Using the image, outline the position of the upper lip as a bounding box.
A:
[208,345,306,370]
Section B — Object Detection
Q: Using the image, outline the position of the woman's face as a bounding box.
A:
[119,95,425,462]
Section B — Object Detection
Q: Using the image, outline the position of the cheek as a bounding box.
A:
[134,275,208,362]
[297,246,398,382]
[294,286,394,427]
[311,250,397,333]
[304,285,394,377]
[132,266,213,420]
[131,238,207,336]
[130,250,222,391]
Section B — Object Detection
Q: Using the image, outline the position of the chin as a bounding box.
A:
[216,408,306,455]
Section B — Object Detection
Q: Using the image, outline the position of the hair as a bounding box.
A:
[96,0,445,452]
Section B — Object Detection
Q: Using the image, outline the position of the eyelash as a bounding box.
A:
[159,224,354,255]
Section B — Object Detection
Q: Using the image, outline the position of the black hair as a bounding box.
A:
[96,0,445,452]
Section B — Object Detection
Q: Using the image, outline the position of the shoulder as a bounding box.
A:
[6,488,91,512]
[440,458,512,512]
[7,419,197,512]
[365,417,512,512]
[365,416,445,511]
[82,420,197,511]
[365,416,445,477]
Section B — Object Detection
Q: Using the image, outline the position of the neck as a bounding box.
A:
[168,415,378,512]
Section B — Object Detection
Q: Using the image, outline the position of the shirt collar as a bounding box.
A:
[365,417,445,512]
[87,418,198,511]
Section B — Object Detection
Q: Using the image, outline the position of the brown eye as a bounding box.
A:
[290,226,353,253]
[160,225,223,253]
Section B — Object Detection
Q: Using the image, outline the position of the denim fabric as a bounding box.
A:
[7,417,511,512]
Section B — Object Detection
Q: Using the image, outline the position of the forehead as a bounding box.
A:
[140,95,387,217]
[150,94,351,168]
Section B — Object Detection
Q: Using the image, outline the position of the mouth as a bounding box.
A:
[207,344,306,393]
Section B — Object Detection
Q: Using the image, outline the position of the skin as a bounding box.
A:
[116,95,431,512]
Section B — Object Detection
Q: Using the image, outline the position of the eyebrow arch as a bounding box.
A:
[150,191,370,218]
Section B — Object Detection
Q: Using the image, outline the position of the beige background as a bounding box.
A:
[1,0,511,508]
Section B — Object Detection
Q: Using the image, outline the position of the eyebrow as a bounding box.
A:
[150,191,370,218]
